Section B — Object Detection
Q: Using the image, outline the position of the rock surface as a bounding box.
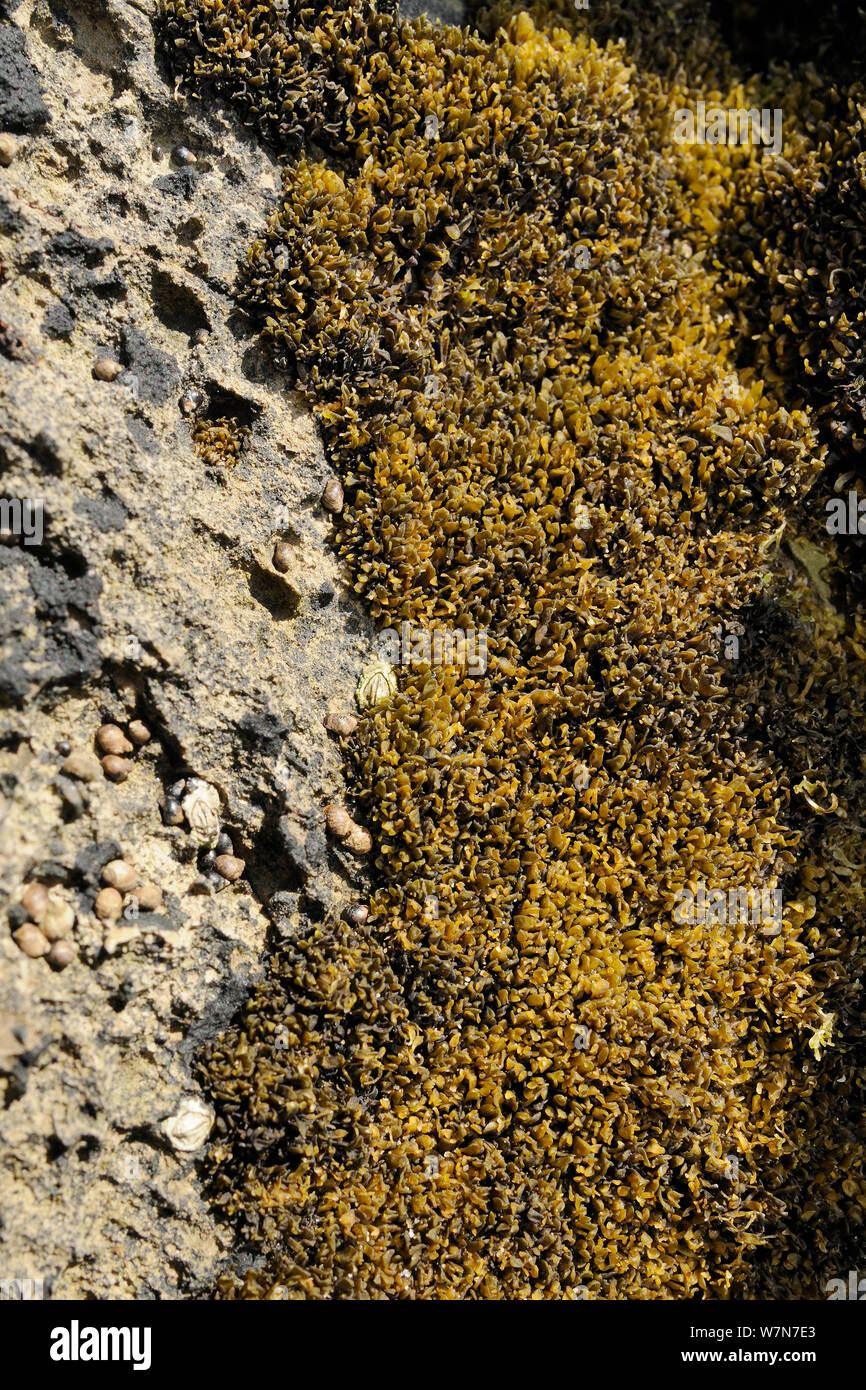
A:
[0,0,380,1298]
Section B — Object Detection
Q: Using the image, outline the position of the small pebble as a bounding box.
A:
[94,887,123,921]
[101,755,132,782]
[13,924,50,958]
[344,903,369,927]
[136,883,163,911]
[43,898,75,940]
[323,712,358,737]
[192,328,209,346]
[272,541,294,573]
[345,824,373,855]
[56,739,72,757]
[102,859,138,892]
[0,133,19,166]
[169,779,187,798]
[160,795,184,826]
[321,479,344,514]
[48,939,77,970]
[325,804,353,839]
[172,145,197,166]
[96,723,133,755]
[215,853,245,881]
[216,832,233,856]
[62,750,101,782]
[20,882,49,923]
[127,720,152,745]
[92,357,123,382]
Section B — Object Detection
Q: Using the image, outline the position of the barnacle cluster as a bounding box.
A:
[159,0,866,1298]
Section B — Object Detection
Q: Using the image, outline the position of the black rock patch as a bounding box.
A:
[0,26,49,133]
[0,544,103,702]
[47,228,115,267]
[238,709,290,758]
[154,169,200,201]
[42,301,76,340]
[126,415,159,454]
[74,490,130,534]
[119,326,180,406]
[0,195,24,235]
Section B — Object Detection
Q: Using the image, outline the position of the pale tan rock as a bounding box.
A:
[61,751,102,782]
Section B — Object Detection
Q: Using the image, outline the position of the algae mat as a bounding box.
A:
[159,0,866,1298]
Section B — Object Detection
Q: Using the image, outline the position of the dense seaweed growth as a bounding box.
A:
[159,0,866,1297]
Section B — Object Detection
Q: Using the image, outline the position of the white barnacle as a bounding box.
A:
[356,658,397,711]
[162,1097,214,1153]
[181,777,221,846]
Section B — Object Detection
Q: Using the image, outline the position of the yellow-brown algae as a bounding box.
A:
[159,0,866,1301]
